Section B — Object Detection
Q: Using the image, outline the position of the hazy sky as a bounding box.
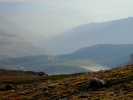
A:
[0,0,133,42]
[0,0,133,14]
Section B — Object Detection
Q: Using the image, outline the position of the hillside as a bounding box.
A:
[1,64,133,99]
[43,17,133,54]
[127,53,133,65]
[58,44,133,68]
[0,17,42,43]
[0,44,132,73]
[0,55,97,74]
[0,31,51,59]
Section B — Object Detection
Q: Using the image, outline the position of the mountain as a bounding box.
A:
[1,43,132,73]
[0,2,106,42]
[58,44,133,68]
[0,17,46,44]
[43,17,133,54]
[0,31,51,59]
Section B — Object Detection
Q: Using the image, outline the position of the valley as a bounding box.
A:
[0,17,133,75]
[80,65,110,71]
[0,1,133,99]
[0,55,96,74]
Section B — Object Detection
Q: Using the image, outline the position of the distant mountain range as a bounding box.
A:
[0,17,49,44]
[43,17,133,54]
[0,15,133,73]
[0,31,51,59]
[58,44,133,68]
[1,44,133,74]
[0,2,105,39]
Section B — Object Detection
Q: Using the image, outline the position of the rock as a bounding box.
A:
[24,71,48,76]
[46,98,51,100]
[0,87,5,91]
[118,84,127,90]
[0,84,13,91]
[25,71,37,75]
[56,84,64,88]
[79,92,89,98]
[5,84,13,90]
[70,90,80,94]
[114,92,120,97]
[43,87,51,91]
[98,88,107,91]
[11,90,14,92]
[37,71,48,76]
[46,80,51,83]
[85,78,106,90]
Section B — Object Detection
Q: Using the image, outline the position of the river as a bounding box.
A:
[80,65,110,71]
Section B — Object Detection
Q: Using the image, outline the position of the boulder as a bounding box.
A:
[5,84,13,90]
[79,92,89,98]
[70,90,80,94]
[37,71,48,76]
[0,87,5,91]
[43,87,51,91]
[0,84,13,91]
[85,78,106,90]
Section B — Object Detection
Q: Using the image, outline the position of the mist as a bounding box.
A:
[0,1,133,44]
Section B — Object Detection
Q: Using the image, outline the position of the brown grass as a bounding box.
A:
[0,65,133,100]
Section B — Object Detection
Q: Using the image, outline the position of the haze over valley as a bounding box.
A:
[43,17,133,54]
[1,1,133,43]
[2,1,133,99]
[0,0,133,74]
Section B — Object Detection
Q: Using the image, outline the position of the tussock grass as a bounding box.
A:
[1,64,133,100]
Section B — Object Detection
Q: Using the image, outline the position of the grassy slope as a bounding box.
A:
[1,64,133,99]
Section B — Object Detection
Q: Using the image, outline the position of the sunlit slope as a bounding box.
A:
[0,17,44,43]
[0,32,51,59]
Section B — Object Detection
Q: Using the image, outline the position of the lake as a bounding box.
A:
[80,65,110,71]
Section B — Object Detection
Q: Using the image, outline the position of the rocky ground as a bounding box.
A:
[1,64,133,100]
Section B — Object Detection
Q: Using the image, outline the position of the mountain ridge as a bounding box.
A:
[0,31,51,59]
[43,17,133,54]
[58,44,133,67]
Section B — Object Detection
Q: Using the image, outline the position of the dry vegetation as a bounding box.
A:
[1,64,133,100]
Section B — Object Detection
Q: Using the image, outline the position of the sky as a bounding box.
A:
[0,0,133,14]
[0,0,133,43]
